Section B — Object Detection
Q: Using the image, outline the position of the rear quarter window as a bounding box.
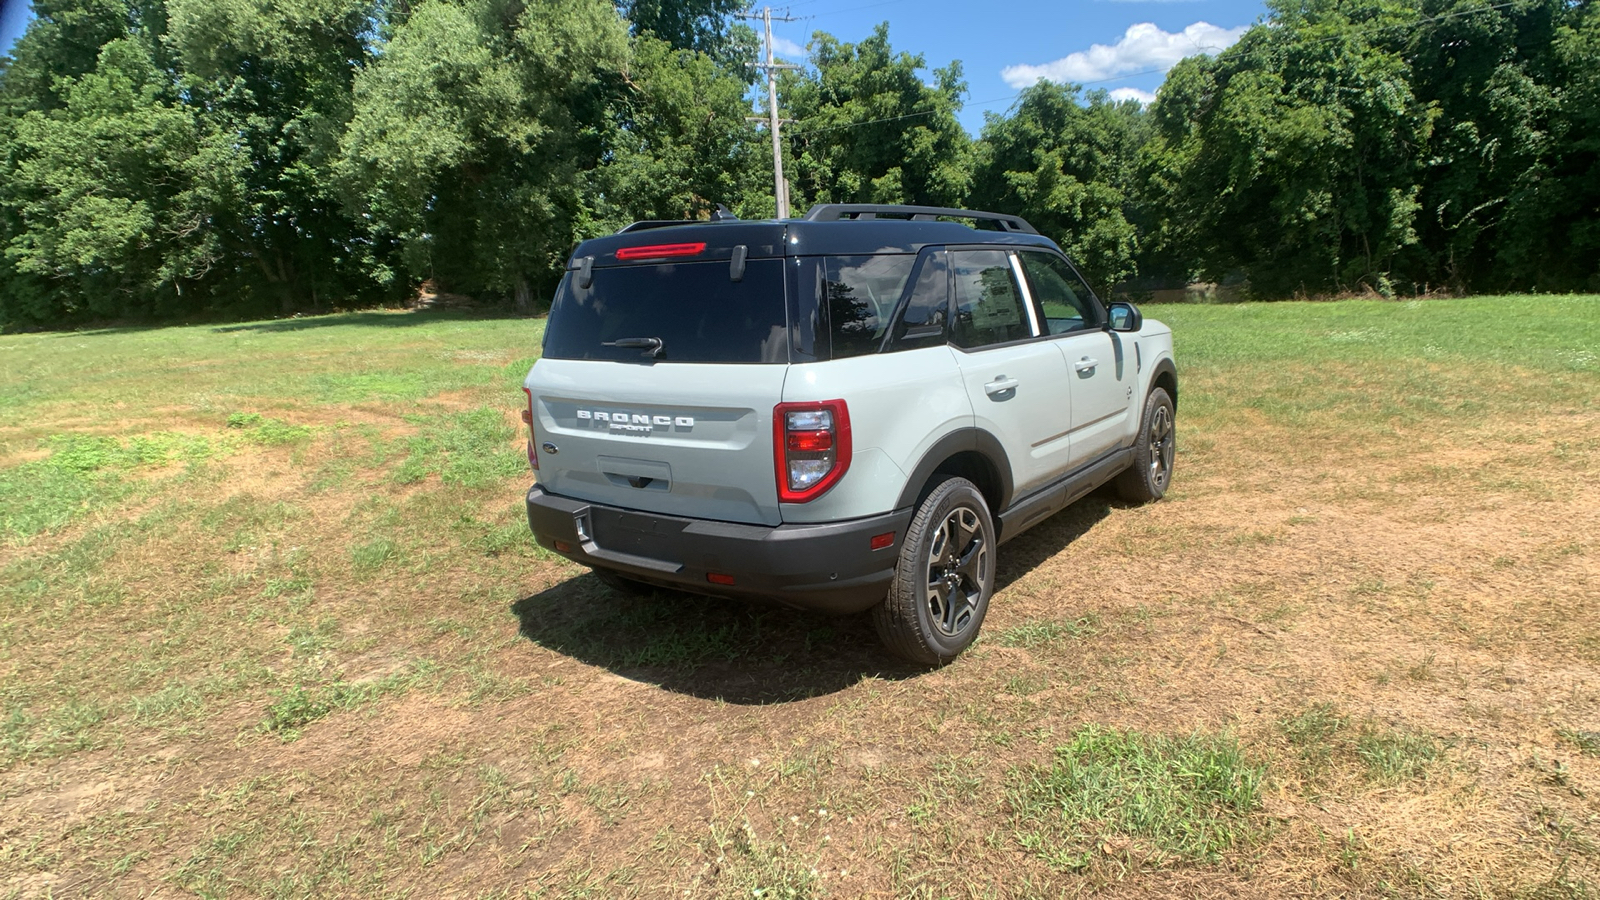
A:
[542,259,788,364]
[822,255,917,359]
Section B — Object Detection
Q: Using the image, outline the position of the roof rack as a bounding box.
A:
[801,204,1039,235]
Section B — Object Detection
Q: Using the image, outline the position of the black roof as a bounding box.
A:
[571,204,1059,267]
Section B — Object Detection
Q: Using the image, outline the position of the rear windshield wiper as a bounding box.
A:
[602,336,664,358]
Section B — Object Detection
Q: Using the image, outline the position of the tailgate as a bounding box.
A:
[527,359,788,526]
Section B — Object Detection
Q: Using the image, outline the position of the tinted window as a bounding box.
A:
[543,260,787,363]
[887,250,949,349]
[824,255,916,359]
[1019,251,1102,334]
[951,250,1032,349]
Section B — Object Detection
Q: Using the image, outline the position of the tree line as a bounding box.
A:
[1,0,1595,327]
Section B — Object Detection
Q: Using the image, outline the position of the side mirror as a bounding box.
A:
[1108,301,1143,333]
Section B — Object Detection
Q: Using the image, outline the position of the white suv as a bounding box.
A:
[522,204,1177,664]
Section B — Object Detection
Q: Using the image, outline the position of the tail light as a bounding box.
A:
[774,400,851,503]
[522,387,539,471]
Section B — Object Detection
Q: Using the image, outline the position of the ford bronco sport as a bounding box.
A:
[522,204,1177,664]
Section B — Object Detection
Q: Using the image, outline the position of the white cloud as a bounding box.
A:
[770,35,806,59]
[1000,21,1248,89]
[1108,87,1158,105]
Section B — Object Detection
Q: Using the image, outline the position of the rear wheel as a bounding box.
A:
[1116,387,1175,503]
[872,477,995,666]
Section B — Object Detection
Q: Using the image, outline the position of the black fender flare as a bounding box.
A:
[1148,357,1178,409]
[894,428,1015,514]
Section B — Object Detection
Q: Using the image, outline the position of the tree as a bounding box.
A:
[1142,0,1432,297]
[583,33,765,230]
[165,0,392,313]
[616,0,753,65]
[781,24,972,210]
[3,37,213,321]
[338,0,630,309]
[970,82,1148,294]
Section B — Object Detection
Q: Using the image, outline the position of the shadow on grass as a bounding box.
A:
[212,308,531,334]
[508,493,1118,705]
[510,574,923,705]
[994,493,1117,593]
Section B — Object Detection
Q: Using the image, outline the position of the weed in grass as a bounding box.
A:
[1357,726,1442,783]
[1,699,108,764]
[226,411,312,445]
[1407,651,1438,681]
[1006,674,1050,696]
[131,683,203,725]
[393,407,523,488]
[996,615,1099,650]
[703,820,819,900]
[259,666,430,740]
[350,536,400,572]
[1009,725,1264,870]
[1558,729,1600,757]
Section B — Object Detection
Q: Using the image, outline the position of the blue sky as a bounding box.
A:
[0,0,1270,135]
[0,0,30,60]
[763,0,1268,133]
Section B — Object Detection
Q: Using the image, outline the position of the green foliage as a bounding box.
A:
[3,0,1598,327]
[782,24,972,210]
[972,83,1148,294]
[1009,725,1265,869]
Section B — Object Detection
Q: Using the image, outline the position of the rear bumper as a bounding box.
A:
[525,485,912,614]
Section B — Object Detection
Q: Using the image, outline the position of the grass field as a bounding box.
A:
[2,295,1598,898]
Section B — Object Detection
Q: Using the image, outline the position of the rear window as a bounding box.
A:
[543,259,788,363]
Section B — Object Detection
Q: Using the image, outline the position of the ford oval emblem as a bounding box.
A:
[541,441,559,455]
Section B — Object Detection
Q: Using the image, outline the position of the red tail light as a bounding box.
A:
[774,400,851,503]
[615,242,705,261]
[522,387,539,471]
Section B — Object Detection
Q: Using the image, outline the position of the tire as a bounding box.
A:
[593,568,653,596]
[1116,387,1176,503]
[872,477,996,666]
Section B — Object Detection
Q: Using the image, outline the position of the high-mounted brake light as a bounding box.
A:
[774,400,851,503]
[522,387,539,471]
[615,242,706,261]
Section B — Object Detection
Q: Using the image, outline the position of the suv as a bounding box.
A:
[522,204,1177,664]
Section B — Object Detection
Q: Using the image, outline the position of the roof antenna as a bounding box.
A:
[711,203,739,222]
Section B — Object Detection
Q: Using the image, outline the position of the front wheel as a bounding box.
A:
[1116,387,1176,503]
[872,477,996,666]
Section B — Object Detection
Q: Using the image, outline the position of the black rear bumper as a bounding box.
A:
[525,485,912,614]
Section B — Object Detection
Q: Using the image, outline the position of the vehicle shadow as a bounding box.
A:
[508,492,1119,705]
[994,492,1117,593]
[509,574,924,705]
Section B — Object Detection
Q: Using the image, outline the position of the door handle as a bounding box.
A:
[1074,357,1099,373]
[984,376,1020,396]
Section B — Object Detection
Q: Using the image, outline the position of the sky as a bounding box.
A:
[0,0,30,60]
[0,0,1271,135]
[763,0,1267,133]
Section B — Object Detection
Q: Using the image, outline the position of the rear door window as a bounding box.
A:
[543,259,788,363]
[951,250,1034,349]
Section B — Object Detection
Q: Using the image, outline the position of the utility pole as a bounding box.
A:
[740,6,800,218]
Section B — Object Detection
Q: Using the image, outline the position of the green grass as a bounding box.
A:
[1009,725,1265,870]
